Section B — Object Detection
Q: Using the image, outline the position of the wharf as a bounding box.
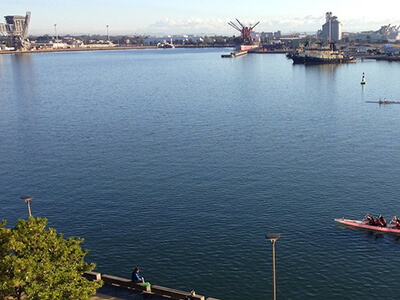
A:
[85,272,223,300]
[249,49,289,54]
[372,55,400,61]
[0,45,157,55]
[221,50,248,58]
[343,53,400,61]
[0,45,233,55]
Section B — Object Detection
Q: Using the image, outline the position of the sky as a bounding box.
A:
[2,0,400,36]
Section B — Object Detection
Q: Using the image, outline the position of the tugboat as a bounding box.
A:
[291,42,356,64]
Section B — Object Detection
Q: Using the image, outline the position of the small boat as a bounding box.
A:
[366,100,400,104]
[157,40,175,49]
[334,216,400,234]
[221,53,234,58]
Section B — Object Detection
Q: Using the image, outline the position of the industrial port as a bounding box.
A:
[0,11,399,61]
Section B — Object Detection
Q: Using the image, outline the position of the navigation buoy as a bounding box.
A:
[361,72,366,85]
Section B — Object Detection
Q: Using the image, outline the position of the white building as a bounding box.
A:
[318,12,342,42]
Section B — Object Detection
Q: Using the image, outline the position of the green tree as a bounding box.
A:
[0,217,102,300]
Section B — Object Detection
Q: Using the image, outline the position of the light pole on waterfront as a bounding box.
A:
[20,195,33,217]
[54,24,58,41]
[266,233,280,300]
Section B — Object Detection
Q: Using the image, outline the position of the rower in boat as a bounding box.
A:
[363,213,386,227]
[378,98,388,104]
[377,215,387,227]
[364,213,376,226]
[389,215,400,229]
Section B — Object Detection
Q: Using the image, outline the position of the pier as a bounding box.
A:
[221,50,248,58]
[84,272,222,300]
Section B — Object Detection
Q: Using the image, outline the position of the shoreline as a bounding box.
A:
[0,45,233,55]
[2,45,399,62]
[0,45,156,55]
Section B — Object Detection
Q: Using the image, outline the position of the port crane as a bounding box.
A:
[228,19,260,44]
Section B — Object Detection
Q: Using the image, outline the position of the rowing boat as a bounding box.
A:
[334,218,400,234]
[366,101,400,104]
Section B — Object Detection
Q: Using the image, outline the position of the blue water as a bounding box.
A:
[1,48,400,299]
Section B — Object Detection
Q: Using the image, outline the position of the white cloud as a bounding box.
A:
[139,18,229,35]
[139,16,325,35]
[136,16,400,36]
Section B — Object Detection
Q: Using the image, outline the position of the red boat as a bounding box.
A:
[334,216,400,234]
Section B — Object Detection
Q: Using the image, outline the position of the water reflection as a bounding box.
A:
[10,54,36,98]
[304,63,341,74]
[360,83,366,103]
[364,231,385,241]
[336,224,400,241]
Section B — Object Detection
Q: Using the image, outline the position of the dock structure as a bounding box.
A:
[221,53,234,58]
[84,272,223,300]
[221,50,248,58]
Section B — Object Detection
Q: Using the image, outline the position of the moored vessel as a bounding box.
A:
[236,44,259,52]
[228,19,260,54]
[291,42,355,64]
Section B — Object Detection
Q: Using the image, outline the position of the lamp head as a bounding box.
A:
[20,195,32,202]
[265,233,281,243]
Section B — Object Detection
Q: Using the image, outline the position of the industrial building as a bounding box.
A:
[318,12,342,42]
[0,12,31,50]
[348,24,400,42]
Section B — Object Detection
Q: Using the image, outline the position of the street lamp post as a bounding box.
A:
[106,25,110,42]
[266,233,280,300]
[54,24,58,41]
[20,195,33,217]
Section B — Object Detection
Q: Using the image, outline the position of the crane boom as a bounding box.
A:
[228,21,242,32]
[228,18,260,44]
[235,18,245,28]
[250,21,260,30]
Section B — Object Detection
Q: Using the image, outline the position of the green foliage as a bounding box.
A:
[0,217,102,300]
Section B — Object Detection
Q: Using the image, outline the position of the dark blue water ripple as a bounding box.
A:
[1,49,400,299]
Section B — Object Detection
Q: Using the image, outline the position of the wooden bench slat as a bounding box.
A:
[151,285,205,300]
[83,271,101,281]
[101,274,151,292]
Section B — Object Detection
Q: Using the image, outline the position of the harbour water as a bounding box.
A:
[1,48,400,299]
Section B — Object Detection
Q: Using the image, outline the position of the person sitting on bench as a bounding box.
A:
[132,267,145,283]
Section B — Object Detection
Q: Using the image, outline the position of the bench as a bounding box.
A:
[151,285,205,300]
[101,274,151,292]
[83,271,101,282]
[83,272,213,299]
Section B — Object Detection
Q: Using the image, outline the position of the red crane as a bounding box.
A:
[228,19,260,44]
